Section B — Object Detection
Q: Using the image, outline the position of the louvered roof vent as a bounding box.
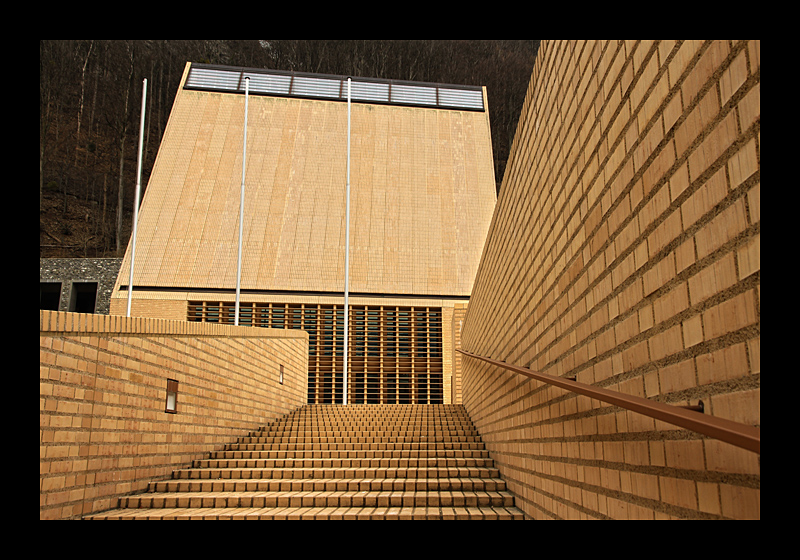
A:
[184,63,485,112]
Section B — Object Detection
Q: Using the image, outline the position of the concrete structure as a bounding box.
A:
[110,62,497,406]
[40,258,122,315]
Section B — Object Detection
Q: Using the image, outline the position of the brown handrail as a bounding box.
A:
[456,349,760,454]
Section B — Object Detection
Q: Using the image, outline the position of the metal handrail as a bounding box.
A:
[456,349,760,454]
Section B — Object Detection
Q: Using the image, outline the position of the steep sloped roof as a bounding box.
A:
[116,62,497,297]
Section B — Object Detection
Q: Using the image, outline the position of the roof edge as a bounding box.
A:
[184,62,486,112]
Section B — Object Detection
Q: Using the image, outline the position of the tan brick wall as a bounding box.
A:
[39,310,308,519]
[113,63,496,300]
[109,293,187,321]
[451,304,467,404]
[442,306,453,404]
[118,292,466,405]
[461,41,759,519]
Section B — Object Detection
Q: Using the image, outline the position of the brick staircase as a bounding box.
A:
[86,404,525,520]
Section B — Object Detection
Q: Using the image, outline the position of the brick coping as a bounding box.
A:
[39,310,308,339]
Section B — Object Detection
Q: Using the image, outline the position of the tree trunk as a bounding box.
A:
[102,173,108,253]
[116,67,132,254]
[40,85,50,210]
[75,40,94,166]
[116,133,125,254]
[40,143,44,210]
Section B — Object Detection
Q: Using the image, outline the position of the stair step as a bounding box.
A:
[206,449,491,466]
[205,449,490,460]
[193,458,492,470]
[88,506,525,520]
[179,466,498,479]
[237,438,481,446]
[151,477,508,492]
[120,489,517,509]
[84,404,525,520]
[224,442,486,452]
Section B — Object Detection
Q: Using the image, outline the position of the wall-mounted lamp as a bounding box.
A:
[166,379,178,413]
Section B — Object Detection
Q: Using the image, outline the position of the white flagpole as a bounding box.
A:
[343,77,352,405]
[235,77,250,326]
[127,78,147,317]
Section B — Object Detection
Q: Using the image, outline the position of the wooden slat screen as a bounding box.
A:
[188,302,443,404]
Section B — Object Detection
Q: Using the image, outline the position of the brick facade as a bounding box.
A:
[107,63,495,407]
[461,41,760,519]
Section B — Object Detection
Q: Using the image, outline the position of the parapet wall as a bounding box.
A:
[461,41,759,519]
[39,310,308,519]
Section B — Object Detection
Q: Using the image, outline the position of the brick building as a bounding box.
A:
[109,62,497,405]
[42,42,759,520]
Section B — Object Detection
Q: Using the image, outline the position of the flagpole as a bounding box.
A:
[343,77,352,405]
[235,77,249,326]
[127,78,147,317]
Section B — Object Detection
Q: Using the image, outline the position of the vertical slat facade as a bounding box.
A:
[188,302,444,404]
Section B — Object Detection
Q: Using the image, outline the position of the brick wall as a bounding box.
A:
[39,310,308,519]
[451,304,467,404]
[109,294,187,321]
[461,41,759,519]
[113,291,465,405]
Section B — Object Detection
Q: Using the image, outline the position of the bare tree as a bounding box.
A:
[110,43,135,254]
[75,40,94,166]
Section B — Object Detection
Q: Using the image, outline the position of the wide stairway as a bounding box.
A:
[86,404,525,520]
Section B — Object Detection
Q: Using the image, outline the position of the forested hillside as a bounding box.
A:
[40,40,539,258]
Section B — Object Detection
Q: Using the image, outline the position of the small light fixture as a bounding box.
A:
[279,365,284,385]
[166,379,178,413]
